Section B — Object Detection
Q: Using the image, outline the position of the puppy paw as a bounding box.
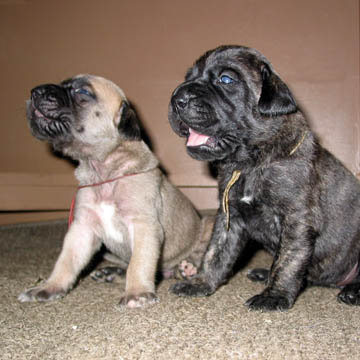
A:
[169,280,213,297]
[245,293,291,311]
[118,292,159,308]
[178,260,198,279]
[337,284,360,305]
[18,286,66,303]
[90,266,125,283]
[247,268,269,283]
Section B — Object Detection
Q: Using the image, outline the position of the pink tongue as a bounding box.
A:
[187,128,210,147]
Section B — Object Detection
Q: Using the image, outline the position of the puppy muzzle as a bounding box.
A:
[27,84,73,141]
[170,83,216,134]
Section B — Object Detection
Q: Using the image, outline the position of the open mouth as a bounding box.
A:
[172,117,217,148]
[32,107,58,129]
[33,108,50,121]
[186,128,216,148]
[29,102,70,138]
[30,100,55,123]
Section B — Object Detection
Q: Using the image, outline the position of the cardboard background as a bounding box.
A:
[0,0,358,222]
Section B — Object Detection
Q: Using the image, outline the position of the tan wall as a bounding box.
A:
[0,0,358,223]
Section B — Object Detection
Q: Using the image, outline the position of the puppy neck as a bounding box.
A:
[251,113,311,160]
[75,140,159,185]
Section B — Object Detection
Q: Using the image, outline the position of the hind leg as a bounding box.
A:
[90,267,126,283]
[176,260,198,279]
[91,252,128,283]
[337,283,360,305]
[162,260,198,280]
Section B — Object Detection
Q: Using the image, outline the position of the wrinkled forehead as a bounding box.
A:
[186,46,271,81]
[62,74,126,110]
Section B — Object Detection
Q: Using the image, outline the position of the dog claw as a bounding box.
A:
[18,286,66,303]
[118,292,159,308]
[245,293,291,311]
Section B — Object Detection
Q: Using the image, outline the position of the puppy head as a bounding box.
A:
[27,74,141,160]
[168,45,297,161]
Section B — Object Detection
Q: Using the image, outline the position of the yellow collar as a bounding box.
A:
[222,170,241,231]
[289,131,308,156]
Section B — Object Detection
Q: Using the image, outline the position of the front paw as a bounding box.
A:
[118,292,159,308]
[245,293,291,311]
[337,283,360,305]
[18,286,66,303]
[169,280,213,297]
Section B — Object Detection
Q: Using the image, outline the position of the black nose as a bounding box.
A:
[172,86,194,110]
[31,84,69,106]
[32,84,65,98]
[175,96,188,109]
[31,85,47,100]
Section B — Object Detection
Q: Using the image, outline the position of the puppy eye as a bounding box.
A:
[219,75,234,84]
[75,88,92,96]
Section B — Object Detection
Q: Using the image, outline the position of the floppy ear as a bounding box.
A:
[116,101,142,141]
[258,64,297,117]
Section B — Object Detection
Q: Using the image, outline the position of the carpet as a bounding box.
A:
[1,218,359,359]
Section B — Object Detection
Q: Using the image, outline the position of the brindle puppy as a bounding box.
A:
[18,74,213,308]
[168,45,360,311]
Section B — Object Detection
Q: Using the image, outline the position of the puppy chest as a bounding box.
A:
[230,169,274,206]
[95,202,132,251]
[227,175,281,249]
[228,173,258,205]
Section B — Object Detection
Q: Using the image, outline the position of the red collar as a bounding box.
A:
[68,172,141,228]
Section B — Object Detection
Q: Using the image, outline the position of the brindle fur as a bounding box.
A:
[168,45,360,311]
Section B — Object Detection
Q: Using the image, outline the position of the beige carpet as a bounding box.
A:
[1,218,360,360]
